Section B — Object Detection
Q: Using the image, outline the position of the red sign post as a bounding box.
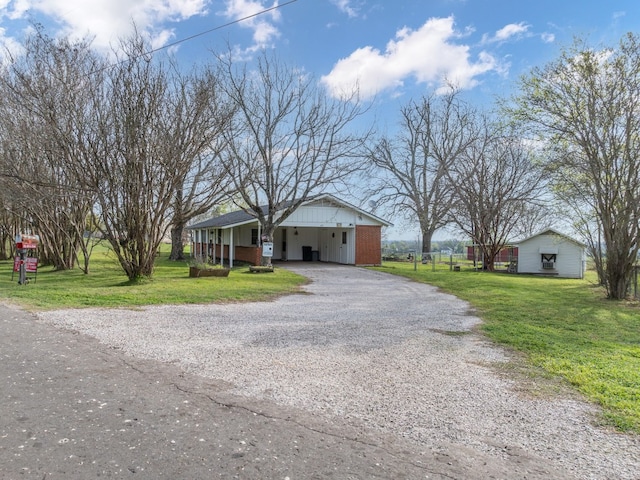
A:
[14,234,39,284]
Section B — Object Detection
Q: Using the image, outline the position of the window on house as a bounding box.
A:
[251,229,259,246]
[342,231,347,244]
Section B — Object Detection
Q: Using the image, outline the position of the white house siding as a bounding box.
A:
[283,205,355,228]
[517,233,585,279]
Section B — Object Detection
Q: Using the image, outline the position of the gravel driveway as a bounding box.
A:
[38,263,639,479]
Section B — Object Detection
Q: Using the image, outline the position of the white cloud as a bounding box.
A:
[321,16,498,100]
[0,25,22,63]
[330,0,360,18]
[221,0,281,50]
[541,32,555,43]
[2,0,210,50]
[612,11,626,20]
[482,22,530,44]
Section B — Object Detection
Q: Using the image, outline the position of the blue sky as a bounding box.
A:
[1,0,639,239]
[2,0,637,105]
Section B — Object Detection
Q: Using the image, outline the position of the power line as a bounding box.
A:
[84,0,299,78]
[145,0,299,57]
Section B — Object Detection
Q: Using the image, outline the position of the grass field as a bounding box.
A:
[0,246,306,310]
[373,261,640,433]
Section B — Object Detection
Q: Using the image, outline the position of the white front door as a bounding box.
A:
[339,230,348,264]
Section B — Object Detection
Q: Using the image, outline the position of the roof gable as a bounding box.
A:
[516,228,586,248]
[188,194,391,230]
[301,194,391,226]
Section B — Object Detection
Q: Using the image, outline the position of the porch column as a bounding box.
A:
[229,228,234,267]
[220,229,225,266]
[213,229,217,265]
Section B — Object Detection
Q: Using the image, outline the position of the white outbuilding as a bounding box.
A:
[515,229,587,279]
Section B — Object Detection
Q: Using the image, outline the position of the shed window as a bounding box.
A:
[342,231,347,244]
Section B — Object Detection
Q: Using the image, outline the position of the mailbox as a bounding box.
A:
[262,242,274,257]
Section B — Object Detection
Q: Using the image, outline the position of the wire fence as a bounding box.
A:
[382,248,475,271]
[381,247,520,272]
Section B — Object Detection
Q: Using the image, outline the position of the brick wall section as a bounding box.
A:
[193,244,261,266]
[234,246,262,266]
[355,225,382,266]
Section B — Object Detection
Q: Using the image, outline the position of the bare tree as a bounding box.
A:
[449,121,548,270]
[165,66,235,261]
[508,33,640,299]
[0,206,12,259]
[0,29,102,272]
[366,90,475,258]
[215,50,371,263]
[74,35,182,280]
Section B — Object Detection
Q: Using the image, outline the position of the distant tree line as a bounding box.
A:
[1,27,638,299]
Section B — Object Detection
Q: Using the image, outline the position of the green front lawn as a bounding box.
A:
[0,247,306,310]
[373,262,640,433]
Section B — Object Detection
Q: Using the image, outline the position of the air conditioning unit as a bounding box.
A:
[542,261,555,269]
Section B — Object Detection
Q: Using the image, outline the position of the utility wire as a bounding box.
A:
[147,0,299,56]
[86,0,299,76]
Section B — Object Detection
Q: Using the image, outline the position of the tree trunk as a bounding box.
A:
[169,224,186,261]
[422,229,433,261]
[478,243,496,271]
[606,252,633,300]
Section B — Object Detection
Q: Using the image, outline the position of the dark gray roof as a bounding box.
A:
[188,208,260,230]
[188,199,297,230]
